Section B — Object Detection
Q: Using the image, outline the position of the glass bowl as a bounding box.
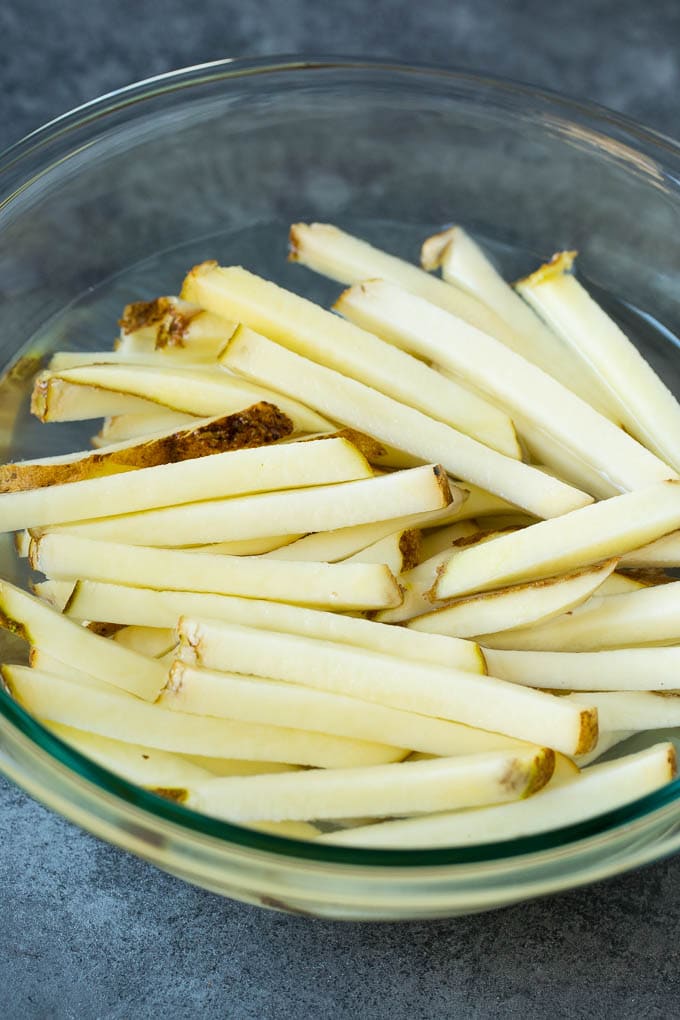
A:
[2,56,680,921]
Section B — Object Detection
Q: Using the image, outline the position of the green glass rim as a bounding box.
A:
[2,55,680,867]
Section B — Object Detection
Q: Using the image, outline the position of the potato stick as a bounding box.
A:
[620,531,680,567]
[179,756,301,777]
[419,521,483,561]
[29,648,111,687]
[178,620,597,755]
[287,222,522,347]
[32,375,157,421]
[434,481,680,601]
[32,534,402,611]
[119,296,235,354]
[408,560,617,639]
[245,821,322,839]
[480,581,680,652]
[179,748,554,822]
[376,528,520,625]
[48,351,220,371]
[93,410,199,446]
[336,281,674,492]
[344,529,421,573]
[297,428,421,471]
[3,436,371,535]
[112,625,176,658]
[43,465,454,547]
[596,574,647,596]
[421,226,618,416]
[30,579,75,612]
[45,723,216,785]
[0,404,293,492]
[64,581,485,673]
[566,692,680,731]
[519,418,619,500]
[162,663,513,758]
[2,666,403,767]
[182,262,520,457]
[197,536,302,556]
[486,645,680,691]
[320,742,675,847]
[33,364,332,433]
[518,254,680,472]
[256,485,506,564]
[573,731,635,768]
[220,326,591,518]
[0,581,164,701]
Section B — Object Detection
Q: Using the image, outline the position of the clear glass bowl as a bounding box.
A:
[2,56,680,921]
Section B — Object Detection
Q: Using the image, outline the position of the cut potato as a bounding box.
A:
[287,222,523,347]
[178,756,301,777]
[64,581,485,673]
[0,404,293,492]
[620,531,680,568]
[0,581,164,701]
[344,529,421,573]
[112,625,176,658]
[3,665,404,768]
[336,280,675,492]
[178,619,597,755]
[486,645,680,692]
[434,481,680,601]
[377,528,521,625]
[479,581,680,652]
[419,520,483,561]
[32,364,332,433]
[319,742,676,847]
[179,748,555,822]
[45,722,215,786]
[566,692,680,732]
[32,534,402,611]
[2,436,370,534]
[518,417,619,500]
[596,574,648,596]
[197,536,302,556]
[93,410,199,446]
[162,663,535,757]
[421,226,618,417]
[118,295,235,357]
[518,253,680,473]
[221,326,591,519]
[31,579,75,611]
[182,262,520,457]
[408,559,617,639]
[42,465,454,548]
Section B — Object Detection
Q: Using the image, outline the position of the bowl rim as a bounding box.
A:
[2,54,680,873]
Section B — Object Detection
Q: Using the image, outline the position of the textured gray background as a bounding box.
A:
[3,1,680,1017]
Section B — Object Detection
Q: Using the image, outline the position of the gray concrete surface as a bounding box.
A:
[2,2,680,1016]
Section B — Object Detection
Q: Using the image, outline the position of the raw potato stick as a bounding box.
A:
[434,481,680,601]
[220,325,591,519]
[485,645,680,692]
[31,579,74,611]
[178,619,598,755]
[420,226,618,417]
[182,262,520,457]
[517,253,680,473]
[343,529,421,573]
[32,534,402,611]
[118,295,235,356]
[32,364,332,434]
[93,410,199,446]
[0,437,371,534]
[565,692,680,732]
[162,663,532,757]
[286,222,522,347]
[479,581,680,652]
[408,559,617,638]
[0,404,293,492]
[64,581,485,673]
[112,625,176,658]
[0,580,164,701]
[177,748,555,822]
[2,666,404,768]
[335,280,675,492]
[320,742,676,847]
[42,465,455,547]
[620,532,680,567]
